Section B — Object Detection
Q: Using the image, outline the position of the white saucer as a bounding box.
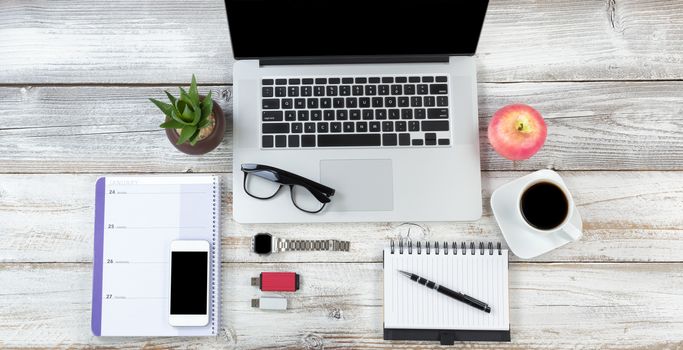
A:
[490,170,583,259]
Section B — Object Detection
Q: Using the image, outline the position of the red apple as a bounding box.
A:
[487,104,547,160]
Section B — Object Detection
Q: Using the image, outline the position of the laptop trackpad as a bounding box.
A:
[320,159,394,212]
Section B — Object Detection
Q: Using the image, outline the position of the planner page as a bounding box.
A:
[383,246,509,331]
[92,176,220,336]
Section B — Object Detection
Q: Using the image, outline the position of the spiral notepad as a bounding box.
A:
[383,240,510,344]
[91,175,221,336]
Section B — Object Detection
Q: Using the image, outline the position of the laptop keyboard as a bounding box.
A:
[260,75,451,148]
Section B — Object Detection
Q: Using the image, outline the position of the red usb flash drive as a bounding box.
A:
[251,272,300,292]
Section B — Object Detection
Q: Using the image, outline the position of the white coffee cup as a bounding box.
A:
[515,173,581,241]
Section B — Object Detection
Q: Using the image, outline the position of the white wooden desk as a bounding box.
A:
[1,0,682,348]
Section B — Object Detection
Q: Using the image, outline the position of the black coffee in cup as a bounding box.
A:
[520,182,569,230]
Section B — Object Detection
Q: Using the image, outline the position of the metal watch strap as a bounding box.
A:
[277,238,350,252]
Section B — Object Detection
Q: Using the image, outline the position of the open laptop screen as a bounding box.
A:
[225,0,489,59]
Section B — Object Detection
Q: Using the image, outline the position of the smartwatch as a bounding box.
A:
[251,233,350,255]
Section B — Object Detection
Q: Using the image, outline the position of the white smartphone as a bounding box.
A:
[169,240,210,327]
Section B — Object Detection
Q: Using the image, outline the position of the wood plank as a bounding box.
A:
[1,0,683,84]
[1,82,682,173]
[0,262,681,349]
[1,172,682,263]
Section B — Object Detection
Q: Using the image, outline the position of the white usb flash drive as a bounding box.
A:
[251,296,288,310]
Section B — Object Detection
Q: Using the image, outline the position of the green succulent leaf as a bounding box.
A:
[189,129,201,146]
[189,74,199,103]
[181,104,195,122]
[149,98,173,117]
[159,120,185,129]
[177,125,197,145]
[200,91,213,120]
[170,109,193,125]
[198,117,212,129]
[164,91,177,106]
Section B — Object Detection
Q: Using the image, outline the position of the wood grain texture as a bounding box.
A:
[2,0,683,84]
[1,82,682,173]
[1,172,682,264]
[0,262,681,349]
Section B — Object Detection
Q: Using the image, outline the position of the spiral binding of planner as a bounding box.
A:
[383,239,510,344]
[210,176,219,335]
[390,239,503,255]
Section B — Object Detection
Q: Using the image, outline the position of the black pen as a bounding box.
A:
[398,270,491,313]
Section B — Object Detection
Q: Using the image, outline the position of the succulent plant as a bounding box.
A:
[150,75,214,146]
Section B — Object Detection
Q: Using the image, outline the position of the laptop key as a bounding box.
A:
[291,123,302,133]
[326,86,338,96]
[359,98,370,108]
[424,96,435,107]
[382,133,398,146]
[357,122,368,132]
[311,110,322,120]
[331,122,342,133]
[415,108,426,119]
[336,110,348,120]
[298,110,309,121]
[401,109,413,119]
[328,78,340,84]
[321,98,332,109]
[314,86,325,96]
[430,84,449,94]
[388,109,400,119]
[307,98,319,109]
[422,76,434,83]
[352,85,364,96]
[343,122,355,133]
[438,138,450,145]
[355,77,367,84]
[408,76,420,83]
[333,98,344,108]
[288,86,299,96]
[301,86,312,96]
[412,139,424,146]
[372,97,383,107]
[324,110,335,120]
[281,98,293,109]
[275,135,287,147]
[437,96,448,106]
[302,135,316,147]
[262,79,274,85]
[262,87,273,97]
[288,78,300,85]
[399,133,410,145]
[263,123,289,134]
[417,84,429,95]
[302,78,314,85]
[375,109,386,120]
[369,122,381,132]
[275,87,286,97]
[340,85,351,96]
[342,78,354,84]
[391,85,402,95]
[425,133,437,145]
[435,76,448,82]
[285,111,296,121]
[295,98,305,109]
[304,122,316,133]
[411,96,422,107]
[315,78,327,84]
[427,108,449,119]
[398,97,409,107]
[262,135,274,148]
[378,85,390,95]
[385,97,396,107]
[262,111,283,121]
[396,76,407,83]
[422,121,449,131]
[318,134,381,147]
[275,79,287,85]
[363,109,375,120]
[404,84,415,95]
[346,97,358,108]
[382,121,394,132]
[396,121,407,132]
[262,99,279,109]
[409,121,420,131]
[350,109,361,120]
[369,77,380,83]
[288,135,300,147]
[365,85,376,95]
[317,122,329,133]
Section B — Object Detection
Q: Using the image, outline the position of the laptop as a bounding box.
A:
[226,0,488,223]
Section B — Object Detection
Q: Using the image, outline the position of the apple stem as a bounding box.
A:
[515,115,531,133]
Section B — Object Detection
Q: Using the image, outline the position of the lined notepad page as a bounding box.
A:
[383,247,509,331]
[98,176,220,336]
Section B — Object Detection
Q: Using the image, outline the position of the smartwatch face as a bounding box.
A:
[254,234,273,254]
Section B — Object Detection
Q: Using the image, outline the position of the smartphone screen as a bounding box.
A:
[170,251,208,315]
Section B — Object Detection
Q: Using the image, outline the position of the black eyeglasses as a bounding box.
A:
[241,163,335,213]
